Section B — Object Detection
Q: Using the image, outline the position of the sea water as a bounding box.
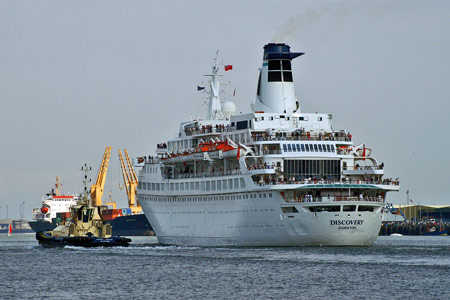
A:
[1,234,450,300]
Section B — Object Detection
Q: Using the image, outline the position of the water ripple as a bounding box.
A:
[1,234,450,299]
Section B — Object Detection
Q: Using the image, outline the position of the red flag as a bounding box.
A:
[233,88,236,96]
[224,65,233,71]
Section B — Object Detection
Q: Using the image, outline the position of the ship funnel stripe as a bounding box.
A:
[265,52,304,60]
[263,43,305,61]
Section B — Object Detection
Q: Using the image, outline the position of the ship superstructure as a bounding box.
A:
[137,43,399,246]
[29,177,80,232]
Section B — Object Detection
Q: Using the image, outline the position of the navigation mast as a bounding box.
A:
[80,163,92,205]
[205,51,224,120]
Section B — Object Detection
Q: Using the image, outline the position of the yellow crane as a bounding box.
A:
[105,191,117,209]
[118,148,142,214]
[90,146,111,207]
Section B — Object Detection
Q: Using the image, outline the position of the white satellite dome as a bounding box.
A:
[222,101,236,118]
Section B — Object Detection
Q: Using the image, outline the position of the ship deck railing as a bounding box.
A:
[184,125,232,136]
[145,158,161,164]
[283,196,383,203]
[247,164,281,171]
[261,149,283,155]
[165,169,243,180]
[251,132,352,143]
[255,178,400,187]
[342,165,384,170]
[32,209,49,219]
[32,215,50,221]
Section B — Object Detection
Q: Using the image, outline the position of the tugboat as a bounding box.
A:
[36,164,132,248]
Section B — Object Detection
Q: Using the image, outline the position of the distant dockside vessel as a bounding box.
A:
[29,177,80,233]
[137,43,399,246]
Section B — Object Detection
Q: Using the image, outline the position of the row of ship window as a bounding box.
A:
[139,178,246,192]
[283,143,336,153]
[139,192,273,203]
[50,199,73,201]
[143,166,158,174]
[150,209,277,216]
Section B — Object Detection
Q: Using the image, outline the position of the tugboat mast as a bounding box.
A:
[80,163,92,204]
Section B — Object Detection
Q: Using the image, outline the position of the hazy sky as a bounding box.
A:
[1,0,449,219]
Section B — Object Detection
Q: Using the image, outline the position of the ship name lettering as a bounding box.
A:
[330,220,364,226]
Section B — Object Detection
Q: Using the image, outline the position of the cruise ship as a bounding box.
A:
[137,43,399,246]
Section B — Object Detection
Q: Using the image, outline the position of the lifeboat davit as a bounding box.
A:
[355,144,372,158]
[160,138,247,164]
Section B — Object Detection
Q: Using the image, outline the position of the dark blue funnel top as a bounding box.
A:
[263,43,304,60]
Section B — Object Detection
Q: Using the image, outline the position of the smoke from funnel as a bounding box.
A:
[271,4,351,42]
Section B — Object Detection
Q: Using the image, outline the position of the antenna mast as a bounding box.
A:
[81,163,92,204]
[205,51,224,120]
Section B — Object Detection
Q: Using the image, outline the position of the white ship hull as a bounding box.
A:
[137,43,399,247]
[139,191,383,247]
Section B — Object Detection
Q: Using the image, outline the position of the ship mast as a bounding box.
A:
[80,163,92,205]
[205,51,224,120]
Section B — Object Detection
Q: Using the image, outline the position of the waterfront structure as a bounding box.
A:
[392,204,450,222]
[0,219,33,233]
[137,43,399,246]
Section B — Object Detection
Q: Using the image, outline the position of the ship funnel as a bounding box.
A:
[254,43,304,114]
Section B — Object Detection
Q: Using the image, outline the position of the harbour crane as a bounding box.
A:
[118,149,142,214]
[104,191,117,209]
[90,146,111,207]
